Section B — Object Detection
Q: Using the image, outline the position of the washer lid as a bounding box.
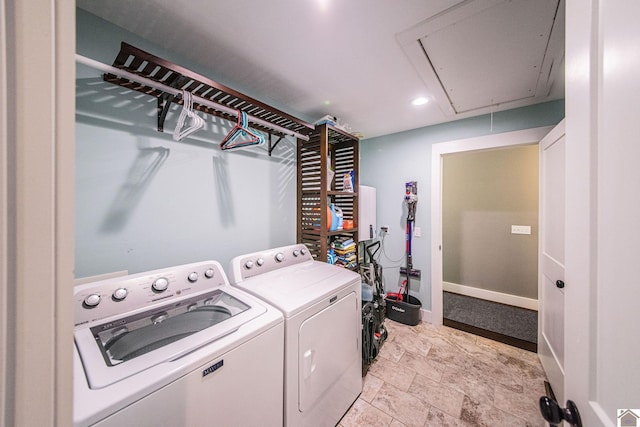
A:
[75,286,266,389]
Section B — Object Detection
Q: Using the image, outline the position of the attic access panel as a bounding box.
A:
[398,0,564,116]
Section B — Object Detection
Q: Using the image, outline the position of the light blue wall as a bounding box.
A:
[75,9,298,278]
[360,100,564,311]
[76,8,565,301]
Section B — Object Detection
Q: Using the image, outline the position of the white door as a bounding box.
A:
[538,120,565,402]
[552,1,640,425]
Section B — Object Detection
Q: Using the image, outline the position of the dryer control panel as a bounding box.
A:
[229,244,313,282]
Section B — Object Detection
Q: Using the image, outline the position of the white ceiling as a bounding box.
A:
[77,0,565,139]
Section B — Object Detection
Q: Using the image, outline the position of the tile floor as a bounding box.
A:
[340,320,547,427]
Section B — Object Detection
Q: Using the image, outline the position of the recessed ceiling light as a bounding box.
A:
[316,0,330,12]
[412,97,429,106]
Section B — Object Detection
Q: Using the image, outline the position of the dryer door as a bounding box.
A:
[298,291,360,412]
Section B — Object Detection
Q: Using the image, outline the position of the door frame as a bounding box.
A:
[1,1,75,425]
[430,126,553,326]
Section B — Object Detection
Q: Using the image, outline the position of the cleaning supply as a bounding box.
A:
[386,279,406,302]
[326,206,332,231]
[343,169,355,192]
[329,204,339,232]
[327,242,336,264]
[334,205,344,230]
[361,282,374,302]
[386,181,422,326]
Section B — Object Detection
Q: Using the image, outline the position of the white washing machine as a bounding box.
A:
[73,260,284,427]
[229,244,362,427]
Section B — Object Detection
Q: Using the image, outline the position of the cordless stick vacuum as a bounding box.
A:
[385,181,422,326]
[404,181,418,301]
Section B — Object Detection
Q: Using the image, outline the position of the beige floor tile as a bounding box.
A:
[408,373,464,419]
[371,382,429,427]
[368,355,416,392]
[496,352,545,378]
[385,321,433,357]
[425,406,469,427]
[399,350,446,382]
[344,320,549,427]
[428,344,496,382]
[477,336,540,366]
[441,365,496,405]
[494,384,545,426]
[379,338,406,362]
[339,398,393,427]
[361,373,385,402]
[459,395,513,426]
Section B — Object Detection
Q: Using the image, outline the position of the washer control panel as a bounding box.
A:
[230,244,313,282]
[73,261,226,326]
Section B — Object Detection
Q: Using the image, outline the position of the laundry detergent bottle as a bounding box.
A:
[334,205,344,230]
[329,204,339,232]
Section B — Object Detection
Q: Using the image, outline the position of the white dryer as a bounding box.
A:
[73,260,284,427]
[229,244,362,427]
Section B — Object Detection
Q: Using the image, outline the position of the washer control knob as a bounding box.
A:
[293,249,300,257]
[84,293,101,308]
[245,260,254,269]
[300,248,307,256]
[275,253,285,262]
[188,272,199,283]
[112,288,128,301]
[256,258,264,266]
[204,268,215,279]
[152,277,169,292]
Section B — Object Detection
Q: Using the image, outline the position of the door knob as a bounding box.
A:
[539,396,582,427]
[556,280,565,288]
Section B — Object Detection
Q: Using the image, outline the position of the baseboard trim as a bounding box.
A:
[443,282,538,311]
[420,308,433,324]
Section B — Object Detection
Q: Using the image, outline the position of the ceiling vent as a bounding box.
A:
[397,0,564,116]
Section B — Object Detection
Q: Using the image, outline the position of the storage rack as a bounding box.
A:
[297,123,359,267]
[88,42,314,150]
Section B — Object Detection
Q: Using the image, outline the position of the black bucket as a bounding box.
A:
[385,294,422,326]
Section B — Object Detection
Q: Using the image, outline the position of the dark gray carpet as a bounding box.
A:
[443,291,537,344]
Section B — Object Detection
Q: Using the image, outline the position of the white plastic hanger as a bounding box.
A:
[173,90,204,141]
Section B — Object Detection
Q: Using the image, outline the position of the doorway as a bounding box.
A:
[430,127,552,344]
[441,145,539,351]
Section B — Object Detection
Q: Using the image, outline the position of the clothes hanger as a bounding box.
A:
[173,90,204,141]
[219,110,265,150]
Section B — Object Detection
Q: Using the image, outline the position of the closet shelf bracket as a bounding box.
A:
[156,75,189,132]
[268,134,285,157]
[157,94,175,133]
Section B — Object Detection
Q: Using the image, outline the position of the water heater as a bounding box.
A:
[358,185,376,242]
